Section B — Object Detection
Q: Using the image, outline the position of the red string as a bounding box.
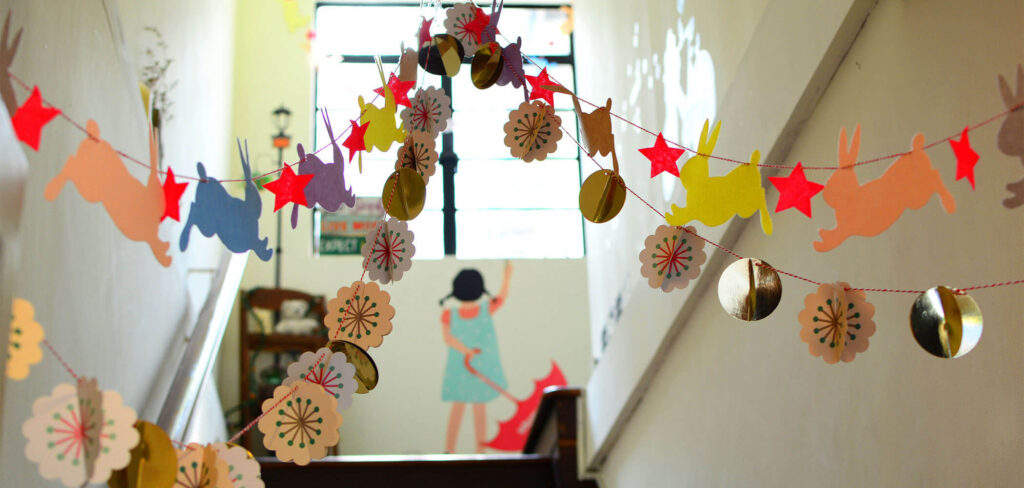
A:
[41,338,79,381]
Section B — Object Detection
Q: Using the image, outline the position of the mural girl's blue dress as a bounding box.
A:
[442,300,507,403]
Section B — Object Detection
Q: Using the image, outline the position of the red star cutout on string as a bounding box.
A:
[342,119,369,161]
[949,126,978,190]
[640,132,686,178]
[12,86,61,151]
[264,164,314,212]
[373,73,416,107]
[463,8,490,43]
[160,167,189,222]
[768,162,824,218]
[418,17,433,46]
[525,68,558,106]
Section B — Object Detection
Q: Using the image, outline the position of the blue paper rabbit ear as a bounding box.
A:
[196,161,207,180]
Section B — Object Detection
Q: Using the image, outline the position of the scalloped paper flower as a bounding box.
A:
[400,87,452,140]
[325,280,395,349]
[639,225,707,292]
[174,443,232,488]
[361,218,416,284]
[257,382,342,465]
[212,442,264,488]
[8,297,44,380]
[395,133,438,183]
[798,282,876,364]
[444,2,483,54]
[503,101,563,162]
[23,379,140,486]
[284,347,358,412]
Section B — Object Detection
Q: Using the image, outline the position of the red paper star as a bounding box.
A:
[373,73,416,107]
[342,119,369,161]
[12,86,61,151]
[463,8,490,43]
[525,68,558,106]
[264,164,314,212]
[160,167,189,222]
[640,132,686,178]
[949,126,978,190]
[418,17,433,46]
[768,162,823,218]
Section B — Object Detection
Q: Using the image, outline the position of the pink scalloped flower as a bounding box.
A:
[7,297,45,380]
[284,347,358,412]
[400,87,451,140]
[798,282,876,364]
[174,443,232,488]
[503,101,563,162]
[324,280,395,349]
[257,382,342,466]
[395,133,438,184]
[212,442,264,488]
[361,218,416,285]
[443,2,483,53]
[639,225,707,292]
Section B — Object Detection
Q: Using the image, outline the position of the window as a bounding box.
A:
[313,2,583,259]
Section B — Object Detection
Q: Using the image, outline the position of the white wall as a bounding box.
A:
[577,0,1024,486]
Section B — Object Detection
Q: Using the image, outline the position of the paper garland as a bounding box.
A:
[400,86,452,140]
[444,2,485,54]
[257,382,342,465]
[7,297,44,380]
[395,133,438,183]
[11,85,59,151]
[290,111,356,229]
[503,100,562,162]
[361,218,415,284]
[359,65,406,153]
[174,443,231,488]
[325,280,395,349]
[284,347,358,412]
[639,225,707,292]
[109,421,177,488]
[797,282,876,364]
[212,442,264,488]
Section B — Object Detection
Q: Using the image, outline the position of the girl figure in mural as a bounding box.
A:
[439,262,512,453]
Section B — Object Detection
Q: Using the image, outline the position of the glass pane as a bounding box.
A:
[316,6,422,57]
[455,159,579,210]
[456,209,584,259]
[407,210,444,259]
[492,8,571,56]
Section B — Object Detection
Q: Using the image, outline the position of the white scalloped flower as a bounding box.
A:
[444,2,484,53]
[284,347,358,412]
[174,443,232,488]
[638,225,707,292]
[257,382,342,465]
[395,133,438,184]
[212,442,264,488]
[400,87,452,140]
[361,218,416,284]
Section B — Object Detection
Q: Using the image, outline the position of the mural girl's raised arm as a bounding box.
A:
[491,261,513,313]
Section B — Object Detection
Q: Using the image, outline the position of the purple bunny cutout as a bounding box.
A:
[290,110,357,228]
[481,0,503,44]
[497,36,528,101]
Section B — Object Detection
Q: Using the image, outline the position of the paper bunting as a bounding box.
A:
[419,34,465,77]
[768,162,824,217]
[361,218,416,284]
[948,127,979,190]
[480,0,504,44]
[996,64,1024,209]
[257,382,342,466]
[909,286,983,358]
[264,164,312,212]
[109,421,177,488]
[665,120,773,235]
[398,48,418,82]
[640,132,685,178]
[373,73,416,108]
[639,225,706,292]
[325,280,395,350]
[395,133,438,183]
[7,297,43,380]
[418,17,433,47]
[284,347,358,412]
[174,443,231,488]
[503,100,563,162]
[525,68,558,107]
[444,2,486,54]
[12,86,60,151]
[342,119,369,161]
[277,0,310,33]
[44,121,172,266]
[23,380,139,486]
[798,282,876,364]
[496,37,526,91]
[0,12,23,116]
[359,65,406,153]
[160,167,188,222]
[179,140,273,261]
[400,86,452,140]
[548,84,615,158]
[814,126,955,252]
[212,443,264,488]
[290,112,356,228]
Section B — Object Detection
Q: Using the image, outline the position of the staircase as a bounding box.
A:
[259,388,598,488]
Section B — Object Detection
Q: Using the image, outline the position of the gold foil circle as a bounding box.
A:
[579,169,626,223]
[717,258,782,321]
[382,168,426,221]
[909,286,983,358]
[329,340,380,394]
[108,421,177,488]
[419,34,465,77]
[471,42,504,89]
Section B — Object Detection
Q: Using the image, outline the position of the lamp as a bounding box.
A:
[272,105,292,148]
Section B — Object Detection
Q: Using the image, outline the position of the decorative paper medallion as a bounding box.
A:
[909,286,983,358]
[174,443,231,488]
[361,218,416,284]
[329,340,379,394]
[212,442,264,488]
[395,133,438,183]
[579,169,626,223]
[284,347,358,412]
[325,280,395,349]
[639,225,707,292]
[23,380,139,486]
[400,87,452,140]
[257,382,342,465]
[7,297,44,380]
[503,100,562,162]
[716,258,782,321]
[471,41,503,89]
[798,282,876,364]
[418,34,465,77]
[108,421,177,488]
[444,2,484,54]
[381,168,426,221]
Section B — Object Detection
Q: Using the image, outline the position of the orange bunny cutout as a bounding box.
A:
[814,125,955,252]
[44,120,171,266]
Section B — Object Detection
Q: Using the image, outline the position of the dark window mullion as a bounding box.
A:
[440,75,457,256]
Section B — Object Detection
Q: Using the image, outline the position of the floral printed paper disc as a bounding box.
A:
[503,100,563,162]
[361,218,416,284]
[257,382,342,465]
[444,2,484,54]
[639,225,707,292]
[325,280,395,349]
[8,297,44,380]
[395,133,438,184]
[212,442,264,488]
[400,87,452,140]
[174,443,232,488]
[284,347,358,412]
[798,282,876,364]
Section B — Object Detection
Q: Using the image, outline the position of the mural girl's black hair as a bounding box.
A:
[438,268,490,305]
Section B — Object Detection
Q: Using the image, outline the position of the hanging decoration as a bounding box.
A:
[797,282,876,364]
[342,119,369,162]
[289,111,356,229]
[358,61,406,153]
[159,166,188,222]
[212,442,264,488]
[471,41,504,89]
[444,2,486,54]
[329,340,380,394]
[284,346,359,412]
[0,12,23,116]
[398,48,418,82]
[395,132,438,183]
[277,0,310,33]
[257,381,342,465]
[948,127,979,190]
[400,86,452,140]
[640,132,685,178]
[361,218,416,284]
[381,167,426,220]
[108,421,177,488]
[524,68,558,106]
[768,162,824,218]
[12,85,59,151]
[419,34,464,77]
[7,297,43,380]
[263,163,313,212]
[174,443,231,488]
[372,73,416,108]
[717,258,782,321]
[996,64,1024,209]
[503,100,562,162]
[909,286,983,358]
[325,280,395,350]
[496,37,526,94]
[639,225,707,292]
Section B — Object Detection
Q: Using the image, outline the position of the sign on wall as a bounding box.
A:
[314,197,385,255]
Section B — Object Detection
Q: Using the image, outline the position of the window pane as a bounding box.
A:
[493,8,572,56]
[456,209,583,259]
[407,209,444,259]
[455,159,579,210]
[316,6,421,57]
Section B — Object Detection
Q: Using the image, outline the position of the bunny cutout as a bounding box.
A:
[44,120,171,266]
[358,61,406,153]
[179,139,273,261]
[0,11,23,117]
[289,110,356,228]
[665,120,773,235]
[997,64,1024,209]
[814,126,955,252]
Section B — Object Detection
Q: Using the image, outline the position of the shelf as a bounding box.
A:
[245,333,326,353]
